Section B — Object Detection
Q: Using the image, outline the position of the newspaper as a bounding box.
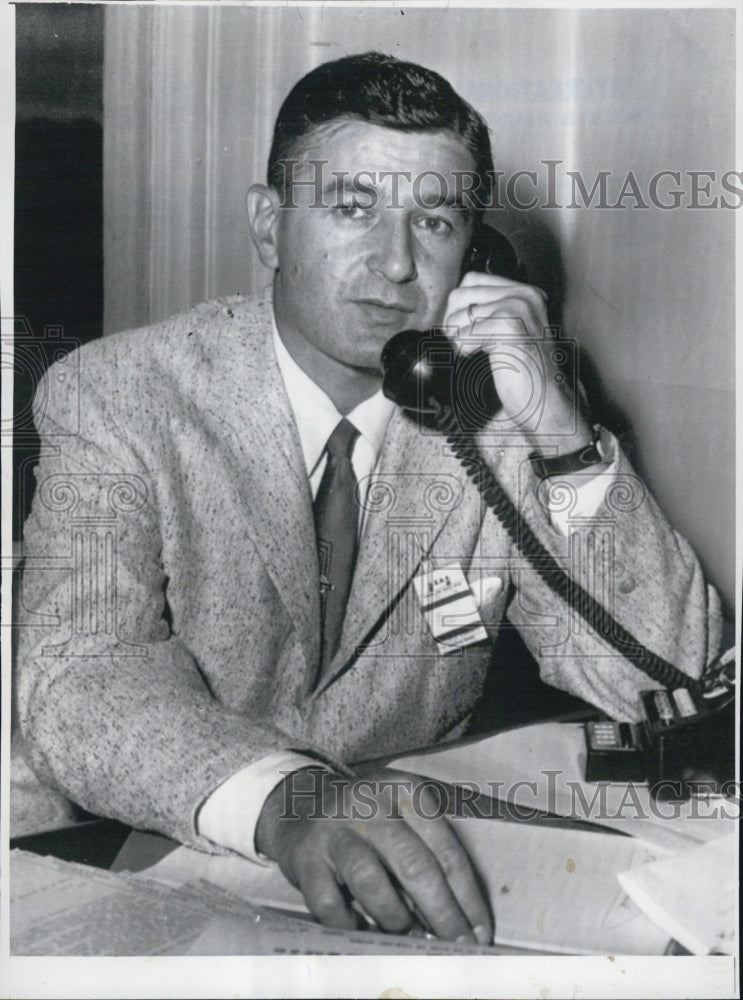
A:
[11,805,673,956]
[9,850,499,957]
[150,820,672,955]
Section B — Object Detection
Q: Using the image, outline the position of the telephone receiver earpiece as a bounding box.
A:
[462,221,528,283]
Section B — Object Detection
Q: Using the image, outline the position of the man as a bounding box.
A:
[17,53,721,944]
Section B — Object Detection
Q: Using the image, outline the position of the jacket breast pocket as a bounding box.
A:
[413,563,509,652]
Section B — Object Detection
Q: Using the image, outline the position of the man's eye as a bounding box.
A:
[334,202,370,220]
[415,216,453,235]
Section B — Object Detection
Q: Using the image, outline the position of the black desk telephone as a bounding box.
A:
[380,223,735,799]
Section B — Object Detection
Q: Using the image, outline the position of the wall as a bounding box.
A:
[103,6,735,610]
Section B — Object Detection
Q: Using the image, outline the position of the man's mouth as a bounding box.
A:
[351,298,417,325]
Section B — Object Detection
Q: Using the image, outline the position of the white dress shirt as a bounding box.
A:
[271,325,397,530]
[198,316,618,863]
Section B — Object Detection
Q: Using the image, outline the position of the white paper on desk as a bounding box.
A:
[145,839,307,912]
[390,722,738,853]
[9,849,499,957]
[11,848,355,956]
[10,850,218,955]
[452,818,670,954]
[617,834,737,955]
[147,819,671,954]
[186,914,498,956]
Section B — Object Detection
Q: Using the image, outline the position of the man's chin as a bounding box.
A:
[356,361,384,377]
[342,321,428,377]
[345,341,393,377]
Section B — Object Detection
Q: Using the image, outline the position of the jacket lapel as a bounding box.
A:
[312,408,484,696]
[205,297,321,673]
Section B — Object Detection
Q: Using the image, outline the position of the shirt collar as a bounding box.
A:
[271,315,395,477]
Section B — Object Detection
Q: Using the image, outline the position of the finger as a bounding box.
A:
[377,822,475,942]
[458,271,525,290]
[457,270,549,306]
[333,830,413,934]
[445,302,543,356]
[404,791,494,946]
[445,295,545,338]
[448,301,533,336]
[295,855,357,930]
[447,285,530,319]
[448,281,548,317]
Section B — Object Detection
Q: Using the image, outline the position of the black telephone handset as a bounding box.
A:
[380,328,499,429]
[380,225,735,798]
[381,222,517,427]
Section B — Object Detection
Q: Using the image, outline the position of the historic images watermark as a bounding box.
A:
[278,767,741,824]
[276,159,743,212]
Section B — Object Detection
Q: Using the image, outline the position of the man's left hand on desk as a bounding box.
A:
[254,765,493,945]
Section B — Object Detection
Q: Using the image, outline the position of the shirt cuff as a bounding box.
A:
[197,750,322,865]
[545,430,619,534]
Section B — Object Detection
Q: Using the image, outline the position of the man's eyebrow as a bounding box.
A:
[411,191,473,216]
[322,175,381,196]
[427,192,470,212]
[322,175,471,212]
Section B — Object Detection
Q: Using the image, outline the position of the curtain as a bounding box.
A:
[102,6,734,607]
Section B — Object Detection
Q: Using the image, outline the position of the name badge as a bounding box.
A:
[413,562,488,653]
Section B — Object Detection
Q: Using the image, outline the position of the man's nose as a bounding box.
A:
[367,216,417,283]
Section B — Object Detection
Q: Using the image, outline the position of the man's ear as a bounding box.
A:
[247,184,280,270]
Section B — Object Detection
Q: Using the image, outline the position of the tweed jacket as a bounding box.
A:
[17,292,721,850]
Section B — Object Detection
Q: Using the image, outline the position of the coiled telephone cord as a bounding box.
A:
[433,401,703,695]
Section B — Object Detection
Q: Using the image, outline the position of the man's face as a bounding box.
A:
[269,120,476,395]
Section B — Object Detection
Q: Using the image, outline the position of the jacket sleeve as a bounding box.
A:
[495,430,723,720]
[15,361,327,851]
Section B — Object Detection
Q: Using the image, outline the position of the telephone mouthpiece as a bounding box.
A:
[381,329,450,413]
[381,329,500,427]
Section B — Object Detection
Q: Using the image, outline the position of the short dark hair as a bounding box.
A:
[267,52,493,209]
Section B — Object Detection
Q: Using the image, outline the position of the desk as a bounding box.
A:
[12,718,734,957]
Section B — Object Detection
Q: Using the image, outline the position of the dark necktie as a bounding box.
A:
[313,418,360,676]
